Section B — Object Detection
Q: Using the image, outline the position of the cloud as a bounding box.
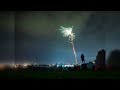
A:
[15,11,93,38]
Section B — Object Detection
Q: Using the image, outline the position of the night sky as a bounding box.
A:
[0,11,120,64]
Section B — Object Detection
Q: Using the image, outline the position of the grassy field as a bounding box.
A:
[0,70,120,79]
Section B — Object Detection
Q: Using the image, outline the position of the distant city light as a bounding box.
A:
[24,64,27,67]
[56,64,74,67]
[93,61,95,64]
[23,63,29,67]
[14,65,17,68]
[65,64,74,67]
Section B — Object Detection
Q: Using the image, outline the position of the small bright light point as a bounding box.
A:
[23,63,28,67]
[14,65,17,68]
[24,64,27,67]
[93,61,95,64]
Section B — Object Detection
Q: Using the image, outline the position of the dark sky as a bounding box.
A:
[0,11,14,64]
[0,11,120,64]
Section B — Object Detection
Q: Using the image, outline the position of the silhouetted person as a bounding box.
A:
[81,54,85,63]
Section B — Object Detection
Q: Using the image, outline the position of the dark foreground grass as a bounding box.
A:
[0,70,120,79]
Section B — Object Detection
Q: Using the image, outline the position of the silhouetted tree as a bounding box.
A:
[107,49,120,70]
[95,49,106,70]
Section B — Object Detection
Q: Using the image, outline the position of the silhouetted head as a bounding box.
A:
[81,53,84,56]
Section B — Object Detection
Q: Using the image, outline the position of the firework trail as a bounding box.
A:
[59,26,78,64]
